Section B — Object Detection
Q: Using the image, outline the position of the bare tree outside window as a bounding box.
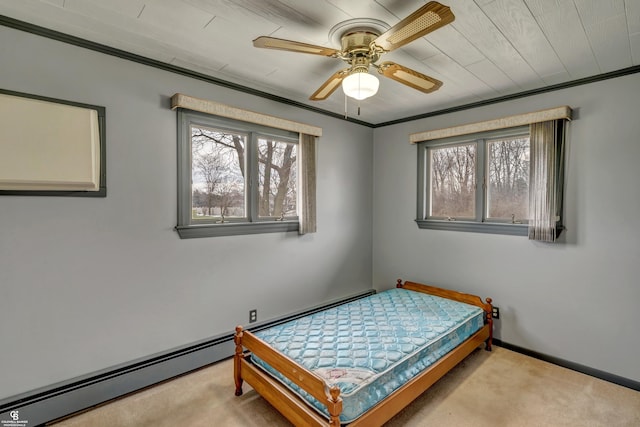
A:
[191,125,246,220]
[487,137,530,220]
[257,138,297,217]
[430,143,476,218]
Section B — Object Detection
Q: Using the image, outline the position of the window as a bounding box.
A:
[176,109,300,238]
[417,126,530,235]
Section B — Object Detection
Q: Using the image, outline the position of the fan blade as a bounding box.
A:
[373,1,455,52]
[378,62,442,93]
[309,69,349,100]
[253,36,339,57]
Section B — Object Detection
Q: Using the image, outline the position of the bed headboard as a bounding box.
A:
[397,279,493,321]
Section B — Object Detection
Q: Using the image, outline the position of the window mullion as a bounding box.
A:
[247,132,258,222]
[476,139,486,223]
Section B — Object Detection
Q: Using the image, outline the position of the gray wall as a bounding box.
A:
[373,72,640,383]
[2,21,639,404]
[0,26,373,400]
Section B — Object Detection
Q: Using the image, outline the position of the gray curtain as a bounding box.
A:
[299,133,317,234]
[528,120,565,242]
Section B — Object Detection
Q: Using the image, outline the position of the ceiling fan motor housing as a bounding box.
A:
[340,30,382,65]
[341,30,378,52]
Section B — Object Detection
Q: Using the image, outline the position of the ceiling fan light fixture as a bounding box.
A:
[341,70,379,100]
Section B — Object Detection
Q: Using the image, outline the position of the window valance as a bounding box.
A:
[170,93,322,137]
[409,106,572,144]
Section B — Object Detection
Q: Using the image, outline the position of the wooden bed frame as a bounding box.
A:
[234,279,493,426]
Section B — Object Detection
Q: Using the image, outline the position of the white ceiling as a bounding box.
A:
[1,0,639,125]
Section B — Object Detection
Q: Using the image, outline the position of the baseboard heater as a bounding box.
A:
[0,289,376,426]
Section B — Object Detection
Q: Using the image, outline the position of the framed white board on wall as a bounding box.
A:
[0,89,106,196]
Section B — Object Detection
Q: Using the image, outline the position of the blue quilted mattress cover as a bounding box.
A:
[251,288,485,423]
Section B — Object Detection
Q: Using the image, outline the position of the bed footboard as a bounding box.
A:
[234,325,343,426]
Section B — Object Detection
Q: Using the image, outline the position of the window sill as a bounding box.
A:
[176,221,299,239]
[415,219,528,236]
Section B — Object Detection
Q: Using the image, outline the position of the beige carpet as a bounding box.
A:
[50,347,640,426]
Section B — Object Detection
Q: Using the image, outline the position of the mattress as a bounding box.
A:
[251,288,485,423]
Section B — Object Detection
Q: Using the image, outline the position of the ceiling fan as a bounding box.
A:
[253,1,454,102]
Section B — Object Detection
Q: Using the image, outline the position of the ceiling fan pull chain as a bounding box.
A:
[344,93,348,119]
[358,100,361,116]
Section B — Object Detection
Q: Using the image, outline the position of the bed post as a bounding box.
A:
[234,325,244,396]
[396,278,403,288]
[485,298,493,351]
[327,386,343,427]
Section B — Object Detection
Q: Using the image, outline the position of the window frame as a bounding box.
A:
[176,109,300,238]
[416,126,530,236]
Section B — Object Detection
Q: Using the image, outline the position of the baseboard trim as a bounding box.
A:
[0,289,376,427]
[494,339,640,392]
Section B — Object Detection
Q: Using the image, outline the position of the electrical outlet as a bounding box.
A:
[492,306,500,319]
[249,309,257,323]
